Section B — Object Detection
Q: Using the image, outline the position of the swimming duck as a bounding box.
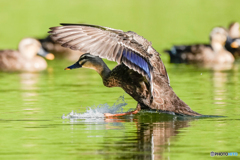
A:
[225,22,240,58]
[49,24,201,117]
[38,35,84,61]
[0,38,54,72]
[225,37,240,59]
[165,27,235,64]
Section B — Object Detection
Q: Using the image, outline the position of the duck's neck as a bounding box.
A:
[92,58,111,80]
[211,41,224,53]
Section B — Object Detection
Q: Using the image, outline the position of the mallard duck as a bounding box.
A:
[0,38,54,72]
[49,24,201,117]
[225,22,240,58]
[38,35,84,61]
[225,37,240,58]
[165,27,235,64]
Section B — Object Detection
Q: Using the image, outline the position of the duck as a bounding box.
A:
[225,36,240,59]
[38,35,84,61]
[228,22,240,39]
[225,22,240,58]
[165,27,235,65]
[49,23,201,117]
[0,38,54,72]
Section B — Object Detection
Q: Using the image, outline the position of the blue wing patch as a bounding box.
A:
[122,48,151,80]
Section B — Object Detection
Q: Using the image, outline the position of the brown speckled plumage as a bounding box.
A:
[49,24,201,116]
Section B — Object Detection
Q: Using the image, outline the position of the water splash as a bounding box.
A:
[62,95,133,119]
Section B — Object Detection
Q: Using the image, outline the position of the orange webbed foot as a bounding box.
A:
[104,110,139,117]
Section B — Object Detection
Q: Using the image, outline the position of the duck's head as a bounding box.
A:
[65,53,104,71]
[18,38,55,60]
[209,27,229,52]
[228,22,240,39]
[210,27,228,45]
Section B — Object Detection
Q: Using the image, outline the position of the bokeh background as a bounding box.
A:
[1,0,240,53]
[0,0,240,159]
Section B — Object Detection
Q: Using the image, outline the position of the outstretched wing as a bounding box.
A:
[49,23,153,84]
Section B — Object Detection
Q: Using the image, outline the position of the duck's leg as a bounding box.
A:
[104,103,141,117]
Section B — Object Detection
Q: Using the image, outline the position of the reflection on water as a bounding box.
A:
[193,61,234,71]
[212,71,227,106]
[19,73,41,116]
[201,63,233,71]
[66,113,193,160]
[211,63,239,115]
[111,114,192,160]
[136,115,188,160]
[20,73,39,104]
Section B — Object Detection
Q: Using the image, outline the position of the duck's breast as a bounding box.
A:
[22,56,47,72]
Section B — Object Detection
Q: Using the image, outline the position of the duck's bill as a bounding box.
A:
[37,47,55,60]
[230,39,240,48]
[231,41,239,48]
[45,53,55,60]
[65,63,82,70]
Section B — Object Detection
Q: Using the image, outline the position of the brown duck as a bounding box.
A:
[226,22,240,58]
[49,24,201,117]
[0,38,54,72]
[165,27,235,65]
[228,22,239,39]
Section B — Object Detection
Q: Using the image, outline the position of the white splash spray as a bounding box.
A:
[62,95,134,119]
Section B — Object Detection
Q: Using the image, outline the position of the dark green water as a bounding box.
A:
[0,59,239,160]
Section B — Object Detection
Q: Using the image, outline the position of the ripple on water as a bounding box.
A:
[62,95,135,119]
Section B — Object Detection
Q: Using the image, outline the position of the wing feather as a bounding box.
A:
[49,24,169,95]
[115,45,123,63]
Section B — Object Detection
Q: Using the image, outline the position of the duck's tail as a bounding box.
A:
[173,104,225,118]
[174,108,202,117]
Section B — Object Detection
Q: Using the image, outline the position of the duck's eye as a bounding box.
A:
[79,59,87,66]
[79,54,89,61]
[80,55,85,59]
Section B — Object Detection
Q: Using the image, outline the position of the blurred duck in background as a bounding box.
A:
[38,35,84,61]
[165,27,234,66]
[228,22,240,39]
[0,38,54,72]
[225,22,240,59]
